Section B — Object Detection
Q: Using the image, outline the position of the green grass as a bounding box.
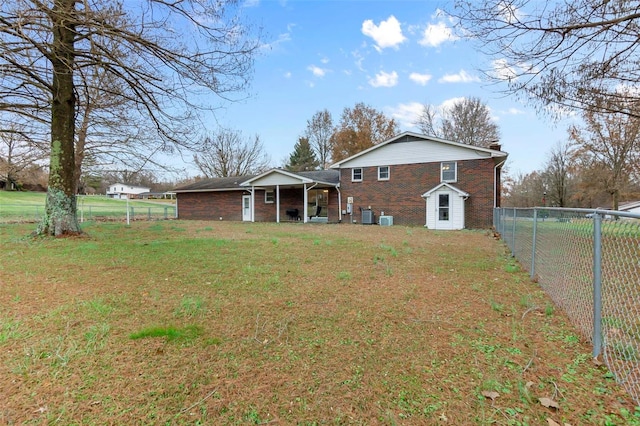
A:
[129,325,203,342]
[0,190,176,222]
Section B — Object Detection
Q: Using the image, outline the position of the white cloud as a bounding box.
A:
[320,56,329,64]
[368,70,398,88]
[440,97,466,111]
[419,21,458,47]
[361,15,406,51]
[388,102,424,128]
[284,71,292,79]
[497,1,523,24]
[308,65,327,77]
[491,59,518,81]
[438,70,480,83]
[409,72,432,86]
[506,107,524,115]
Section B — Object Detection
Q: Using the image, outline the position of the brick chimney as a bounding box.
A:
[488,140,501,151]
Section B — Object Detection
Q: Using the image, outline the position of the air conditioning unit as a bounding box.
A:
[362,209,374,225]
[379,215,393,226]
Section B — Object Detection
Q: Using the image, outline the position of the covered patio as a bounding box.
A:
[240,169,341,223]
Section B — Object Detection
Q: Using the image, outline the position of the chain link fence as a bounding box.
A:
[1,203,176,224]
[495,207,640,405]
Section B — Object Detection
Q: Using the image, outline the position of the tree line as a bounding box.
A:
[191,97,500,177]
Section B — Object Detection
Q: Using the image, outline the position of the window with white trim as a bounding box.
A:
[265,190,275,203]
[441,162,457,182]
[378,166,389,181]
[352,168,363,182]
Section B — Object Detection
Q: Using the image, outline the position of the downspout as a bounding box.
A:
[336,184,342,222]
[493,157,507,208]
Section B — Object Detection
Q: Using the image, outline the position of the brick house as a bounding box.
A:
[173,132,508,229]
[330,132,507,229]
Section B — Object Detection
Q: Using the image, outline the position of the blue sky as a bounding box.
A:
[193,0,575,177]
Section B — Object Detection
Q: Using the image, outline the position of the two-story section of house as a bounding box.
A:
[330,132,508,229]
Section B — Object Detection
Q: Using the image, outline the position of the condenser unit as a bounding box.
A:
[379,215,393,226]
[362,209,374,225]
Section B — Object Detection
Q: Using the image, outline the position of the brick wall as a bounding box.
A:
[177,187,341,223]
[177,191,249,221]
[339,158,498,228]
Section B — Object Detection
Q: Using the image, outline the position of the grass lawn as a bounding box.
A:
[0,221,637,425]
[0,191,176,222]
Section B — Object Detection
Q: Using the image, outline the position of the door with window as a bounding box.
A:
[242,195,251,221]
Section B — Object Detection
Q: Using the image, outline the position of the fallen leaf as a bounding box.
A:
[539,397,560,409]
[547,419,560,426]
[482,390,500,401]
[525,381,534,389]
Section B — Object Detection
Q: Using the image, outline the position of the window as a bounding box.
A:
[265,190,275,203]
[438,194,450,221]
[378,166,389,181]
[441,162,457,182]
[352,168,363,182]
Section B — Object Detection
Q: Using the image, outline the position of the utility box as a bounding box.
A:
[379,215,393,226]
[362,209,375,225]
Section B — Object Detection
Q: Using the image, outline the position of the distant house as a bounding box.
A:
[173,132,508,229]
[619,201,640,215]
[106,183,151,199]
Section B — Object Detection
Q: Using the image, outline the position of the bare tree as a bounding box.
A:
[503,170,547,207]
[542,141,575,207]
[0,128,44,190]
[450,0,640,118]
[331,103,400,162]
[415,104,438,136]
[0,0,261,235]
[305,110,333,168]
[415,97,500,146]
[569,101,640,210]
[194,129,271,178]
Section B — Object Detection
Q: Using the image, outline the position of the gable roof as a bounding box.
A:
[329,131,508,169]
[172,169,340,193]
[619,200,640,211]
[421,182,470,198]
[173,175,255,193]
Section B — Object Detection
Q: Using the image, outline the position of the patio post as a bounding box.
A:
[276,185,280,223]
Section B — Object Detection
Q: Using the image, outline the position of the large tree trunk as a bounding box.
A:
[37,0,81,236]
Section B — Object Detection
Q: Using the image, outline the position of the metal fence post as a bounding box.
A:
[511,208,517,256]
[531,208,538,279]
[164,207,168,220]
[592,213,603,358]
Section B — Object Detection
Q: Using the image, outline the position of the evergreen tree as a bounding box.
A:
[286,137,320,172]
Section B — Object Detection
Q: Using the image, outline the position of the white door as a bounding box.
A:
[242,195,251,221]
[435,191,453,230]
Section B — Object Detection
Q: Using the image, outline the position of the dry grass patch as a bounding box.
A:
[0,221,637,425]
